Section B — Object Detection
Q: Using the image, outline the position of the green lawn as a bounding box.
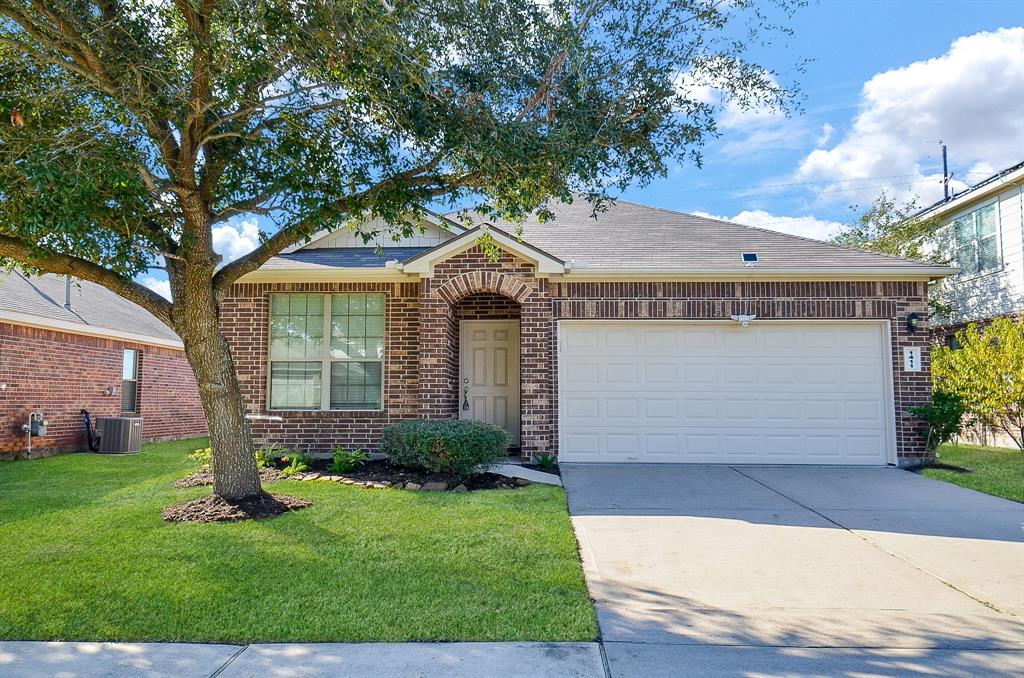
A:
[921,442,1024,503]
[0,438,596,643]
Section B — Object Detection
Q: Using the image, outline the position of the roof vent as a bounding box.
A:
[740,252,758,265]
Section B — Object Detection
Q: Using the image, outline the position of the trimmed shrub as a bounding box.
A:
[381,419,510,478]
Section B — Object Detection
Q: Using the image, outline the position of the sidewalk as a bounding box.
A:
[0,641,605,677]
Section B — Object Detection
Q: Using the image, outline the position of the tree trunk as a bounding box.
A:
[183,325,262,500]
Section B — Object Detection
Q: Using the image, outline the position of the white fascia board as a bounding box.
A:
[0,309,184,349]
[915,166,1024,221]
[237,267,415,283]
[559,266,958,281]
[402,226,566,276]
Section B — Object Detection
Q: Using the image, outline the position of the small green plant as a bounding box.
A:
[909,392,966,454]
[255,442,287,469]
[189,446,212,468]
[329,447,369,474]
[280,452,313,476]
[535,453,557,470]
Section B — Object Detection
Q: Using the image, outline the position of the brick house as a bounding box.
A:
[223,199,955,467]
[0,272,206,459]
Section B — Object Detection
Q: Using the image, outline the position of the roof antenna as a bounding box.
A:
[941,142,950,201]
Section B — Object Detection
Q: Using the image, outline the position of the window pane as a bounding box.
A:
[956,245,978,274]
[979,236,999,270]
[270,294,324,359]
[975,204,997,237]
[270,362,322,409]
[121,380,137,412]
[122,349,137,379]
[953,215,975,245]
[331,293,385,359]
[330,361,382,409]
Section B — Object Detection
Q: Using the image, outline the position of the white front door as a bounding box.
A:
[558,321,894,464]
[460,320,521,445]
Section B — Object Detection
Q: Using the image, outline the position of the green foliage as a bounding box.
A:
[909,392,966,453]
[834,192,945,262]
[255,443,287,470]
[329,447,369,474]
[280,452,314,476]
[933,318,1024,450]
[382,420,509,479]
[189,447,213,468]
[535,454,558,471]
[1,0,801,279]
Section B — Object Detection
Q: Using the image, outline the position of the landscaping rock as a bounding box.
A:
[452,484,468,493]
[371,483,388,489]
[405,482,422,491]
[515,478,532,487]
[421,481,448,491]
[303,473,321,481]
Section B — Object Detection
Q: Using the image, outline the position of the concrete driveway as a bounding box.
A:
[562,464,1024,677]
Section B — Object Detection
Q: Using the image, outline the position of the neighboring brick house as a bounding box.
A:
[223,199,955,467]
[0,272,206,459]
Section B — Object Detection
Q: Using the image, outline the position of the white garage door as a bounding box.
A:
[558,321,893,464]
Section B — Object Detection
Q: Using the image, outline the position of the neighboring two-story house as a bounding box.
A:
[916,160,1024,448]
[920,160,1024,342]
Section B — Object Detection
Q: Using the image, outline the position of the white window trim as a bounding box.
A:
[122,348,140,413]
[949,197,1003,281]
[266,292,387,412]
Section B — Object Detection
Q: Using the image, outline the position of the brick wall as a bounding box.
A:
[422,247,553,457]
[0,322,206,458]
[222,251,932,464]
[220,281,420,453]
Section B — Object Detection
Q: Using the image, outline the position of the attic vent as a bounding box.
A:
[741,252,758,264]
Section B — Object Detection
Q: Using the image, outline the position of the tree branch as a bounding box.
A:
[0,233,173,325]
[211,154,463,292]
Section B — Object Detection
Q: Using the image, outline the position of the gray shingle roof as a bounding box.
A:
[452,199,948,271]
[0,271,180,344]
[264,247,428,270]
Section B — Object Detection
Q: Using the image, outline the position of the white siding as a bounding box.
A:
[302,216,456,249]
[935,185,1024,326]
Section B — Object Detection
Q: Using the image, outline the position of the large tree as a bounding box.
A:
[1,0,800,501]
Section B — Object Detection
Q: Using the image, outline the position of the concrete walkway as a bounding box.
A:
[563,463,1024,677]
[0,641,604,677]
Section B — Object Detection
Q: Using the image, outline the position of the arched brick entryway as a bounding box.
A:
[417,247,553,459]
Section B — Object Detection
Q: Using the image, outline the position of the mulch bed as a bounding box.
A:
[162,492,311,523]
[334,459,521,491]
[174,467,283,488]
[174,459,526,493]
[911,462,974,474]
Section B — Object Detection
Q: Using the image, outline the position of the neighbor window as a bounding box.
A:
[269,293,385,410]
[121,349,139,412]
[952,202,999,275]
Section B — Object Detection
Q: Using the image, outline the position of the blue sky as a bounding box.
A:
[623,0,1024,240]
[140,1,1024,296]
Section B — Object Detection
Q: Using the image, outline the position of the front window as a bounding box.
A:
[269,293,385,410]
[953,203,999,275]
[121,349,139,412]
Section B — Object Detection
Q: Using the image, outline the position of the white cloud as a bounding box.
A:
[815,123,834,147]
[140,275,172,299]
[212,218,262,262]
[694,210,845,242]
[797,28,1024,205]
